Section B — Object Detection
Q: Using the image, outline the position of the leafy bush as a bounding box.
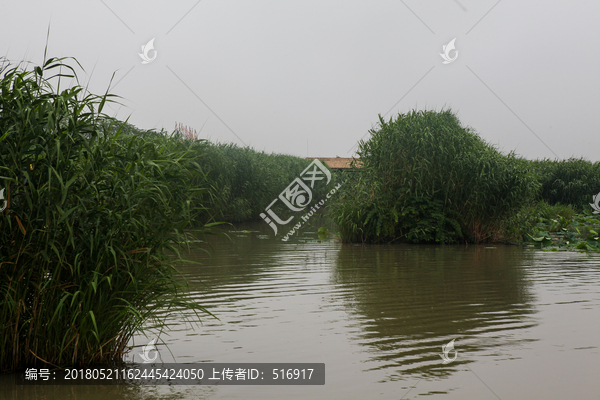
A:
[330,109,540,243]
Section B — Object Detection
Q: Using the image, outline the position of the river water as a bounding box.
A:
[3,222,600,399]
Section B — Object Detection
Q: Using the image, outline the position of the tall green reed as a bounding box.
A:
[96,119,332,226]
[528,158,600,211]
[191,142,331,223]
[330,109,540,243]
[0,56,213,371]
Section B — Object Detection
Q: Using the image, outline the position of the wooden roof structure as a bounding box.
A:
[306,157,361,170]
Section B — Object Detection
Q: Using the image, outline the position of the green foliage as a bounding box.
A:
[501,201,577,242]
[528,158,600,211]
[525,213,600,252]
[505,199,600,251]
[330,109,540,243]
[0,56,213,371]
[194,143,331,222]
[537,201,576,220]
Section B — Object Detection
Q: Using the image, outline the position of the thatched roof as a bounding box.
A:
[306,157,361,169]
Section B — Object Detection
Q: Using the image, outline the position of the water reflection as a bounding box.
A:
[333,244,538,378]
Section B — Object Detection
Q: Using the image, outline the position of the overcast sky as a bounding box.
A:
[2,0,599,161]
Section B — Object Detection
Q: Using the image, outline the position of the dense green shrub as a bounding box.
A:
[0,56,212,371]
[330,109,540,243]
[528,158,600,211]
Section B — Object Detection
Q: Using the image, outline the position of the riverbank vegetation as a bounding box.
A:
[330,110,540,243]
[98,119,329,224]
[329,110,600,245]
[195,142,331,222]
[0,55,323,372]
[503,201,600,251]
[0,56,220,371]
[529,158,600,211]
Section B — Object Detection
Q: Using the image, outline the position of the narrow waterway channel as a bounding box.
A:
[3,221,600,399]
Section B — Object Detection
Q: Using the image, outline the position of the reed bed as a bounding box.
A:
[527,158,600,211]
[182,141,331,223]
[102,120,332,223]
[330,109,540,243]
[0,56,213,371]
[0,53,331,371]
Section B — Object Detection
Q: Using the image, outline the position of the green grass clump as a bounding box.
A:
[0,56,213,371]
[330,109,539,243]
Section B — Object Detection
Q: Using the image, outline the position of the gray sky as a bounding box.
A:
[2,0,599,161]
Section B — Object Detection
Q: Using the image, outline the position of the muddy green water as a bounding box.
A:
[3,222,600,399]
